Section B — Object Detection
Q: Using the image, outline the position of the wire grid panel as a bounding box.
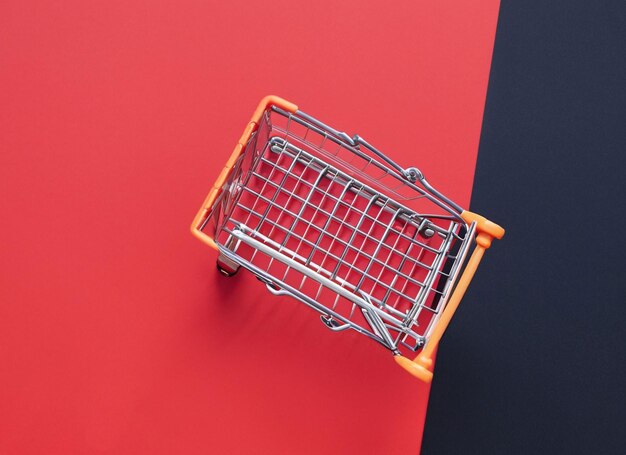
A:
[204,107,471,354]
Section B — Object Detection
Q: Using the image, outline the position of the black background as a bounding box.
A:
[422,1,626,453]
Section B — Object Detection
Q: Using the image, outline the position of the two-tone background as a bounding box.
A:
[1,1,624,453]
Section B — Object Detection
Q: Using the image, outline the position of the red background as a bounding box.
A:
[0,1,499,453]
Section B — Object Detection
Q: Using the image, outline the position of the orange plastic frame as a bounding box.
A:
[191,96,504,383]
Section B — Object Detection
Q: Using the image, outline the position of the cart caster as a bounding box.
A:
[216,254,240,277]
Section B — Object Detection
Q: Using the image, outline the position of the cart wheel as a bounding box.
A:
[216,254,240,277]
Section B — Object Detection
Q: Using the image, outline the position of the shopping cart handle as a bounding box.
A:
[461,210,505,247]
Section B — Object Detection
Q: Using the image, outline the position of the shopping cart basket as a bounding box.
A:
[191,96,504,383]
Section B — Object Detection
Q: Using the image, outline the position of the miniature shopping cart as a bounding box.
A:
[191,96,504,383]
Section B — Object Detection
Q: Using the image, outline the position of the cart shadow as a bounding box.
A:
[209,264,303,336]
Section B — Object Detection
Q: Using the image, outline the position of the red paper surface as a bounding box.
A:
[0,1,499,453]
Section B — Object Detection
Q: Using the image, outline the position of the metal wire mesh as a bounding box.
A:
[202,107,472,353]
